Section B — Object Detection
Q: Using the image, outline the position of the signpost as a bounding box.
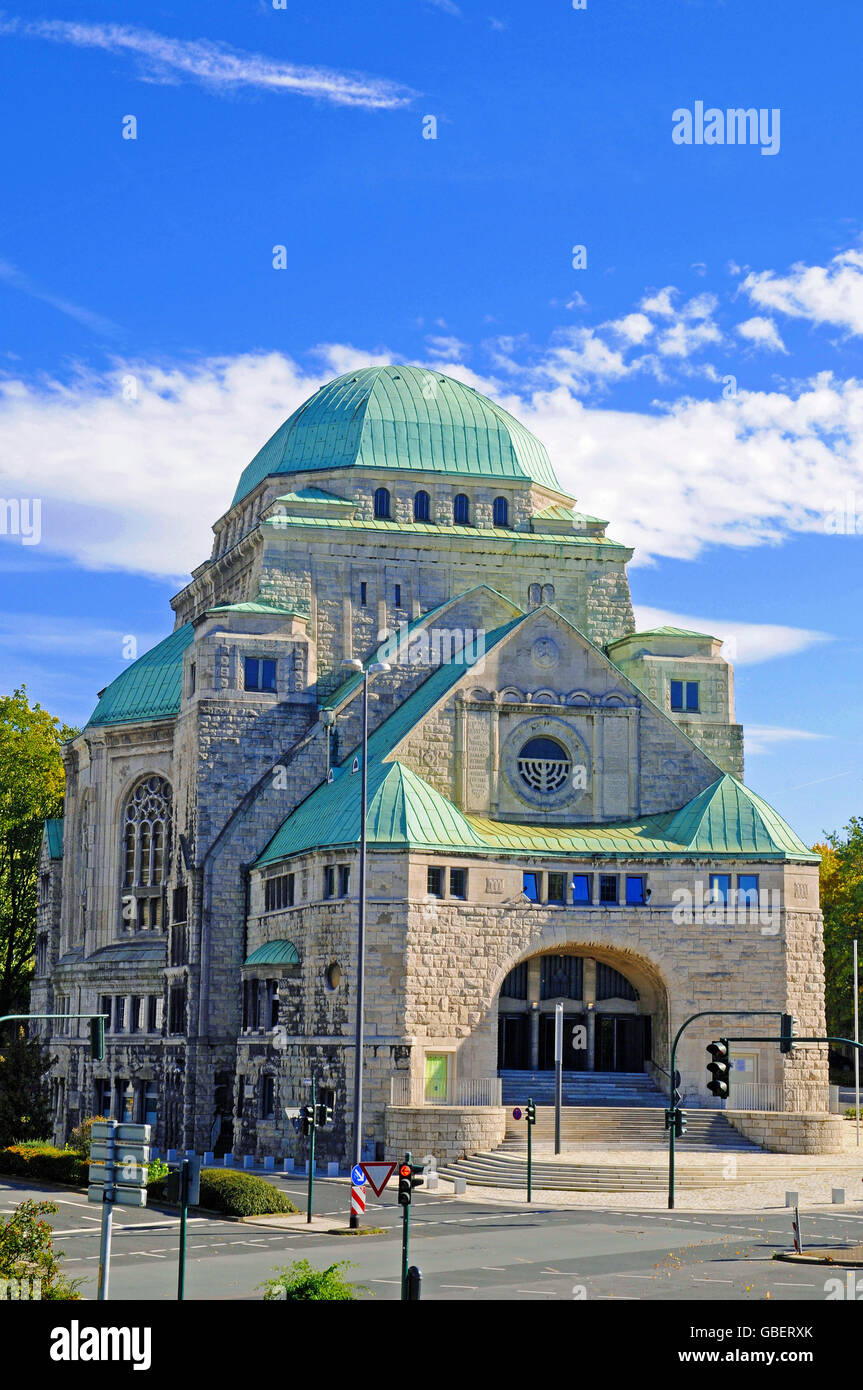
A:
[525,1097,536,1203]
[165,1155,202,1300]
[554,1002,563,1155]
[87,1120,151,1300]
[397,1152,424,1299]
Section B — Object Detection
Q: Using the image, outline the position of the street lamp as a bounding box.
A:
[340,657,390,1225]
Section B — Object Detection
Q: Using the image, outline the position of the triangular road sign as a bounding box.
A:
[359,1161,397,1197]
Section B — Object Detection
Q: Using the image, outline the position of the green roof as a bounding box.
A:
[86,624,194,728]
[207,600,303,617]
[44,818,63,860]
[232,365,564,504]
[265,514,625,548]
[244,940,300,967]
[273,487,356,507]
[610,626,719,643]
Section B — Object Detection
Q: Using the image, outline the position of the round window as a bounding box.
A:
[326,962,342,991]
[517,737,571,793]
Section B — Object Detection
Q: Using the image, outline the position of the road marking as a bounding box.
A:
[516,1289,557,1296]
[481,1266,506,1271]
[440,1284,477,1290]
[128,1251,166,1258]
[615,1274,654,1279]
[691,1278,733,1284]
[772,1281,816,1287]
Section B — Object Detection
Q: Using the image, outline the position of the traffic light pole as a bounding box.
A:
[401,1151,411,1300]
[97,1125,116,1301]
[667,1010,783,1209]
[527,1096,534,1203]
[177,1158,189,1301]
[307,1077,316,1224]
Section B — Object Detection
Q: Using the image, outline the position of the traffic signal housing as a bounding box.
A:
[706,1039,730,1099]
[398,1163,412,1206]
[89,1015,105,1061]
[315,1103,333,1128]
[525,1099,536,1125]
[780,1014,796,1055]
[674,1110,688,1139]
[300,1104,315,1136]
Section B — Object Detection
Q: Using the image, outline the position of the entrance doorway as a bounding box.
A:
[539,1013,587,1070]
[595,1016,651,1072]
[498,1014,529,1069]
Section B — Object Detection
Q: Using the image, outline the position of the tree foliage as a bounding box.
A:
[0,1027,53,1148]
[0,686,76,1014]
[0,1198,82,1298]
[818,817,863,1043]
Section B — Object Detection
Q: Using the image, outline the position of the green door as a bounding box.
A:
[424,1053,448,1102]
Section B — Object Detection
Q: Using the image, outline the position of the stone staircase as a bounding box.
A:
[437,1150,761,1191]
[499,1070,666,1108]
[500,1106,759,1151]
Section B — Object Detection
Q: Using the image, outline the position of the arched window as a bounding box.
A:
[528,583,541,607]
[492,496,509,528]
[373,487,391,519]
[453,493,470,525]
[517,737,572,793]
[541,583,555,604]
[121,776,172,931]
[413,490,431,522]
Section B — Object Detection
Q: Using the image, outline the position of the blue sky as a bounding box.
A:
[0,0,861,843]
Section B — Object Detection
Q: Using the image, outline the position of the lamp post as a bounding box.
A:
[340,657,390,1226]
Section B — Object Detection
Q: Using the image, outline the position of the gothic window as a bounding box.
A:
[541,584,555,604]
[517,737,571,794]
[528,583,541,607]
[121,776,172,931]
[492,496,509,528]
[373,487,391,519]
[413,490,431,522]
[453,493,470,525]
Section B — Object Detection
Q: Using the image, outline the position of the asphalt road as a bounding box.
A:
[3,1175,862,1302]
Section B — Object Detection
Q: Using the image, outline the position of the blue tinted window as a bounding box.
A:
[572,873,591,904]
[492,496,509,527]
[738,874,759,905]
[523,872,540,902]
[685,681,700,712]
[709,873,730,904]
[670,680,684,711]
[453,494,470,525]
[373,487,391,519]
[625,875,645,905]
[413,490,431,522]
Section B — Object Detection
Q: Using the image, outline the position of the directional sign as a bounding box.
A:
[512,1107,522,1120]
[91,1121,151,1145]
[359,1161,397,1197]
[91,1141,150,1164]
[87,1185,147,1207]
[351,1164,367,1186]
[88,1161,148,1187]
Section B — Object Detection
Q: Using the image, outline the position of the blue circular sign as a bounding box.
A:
[351,1165,367,1186]
[512,1107,522,1120]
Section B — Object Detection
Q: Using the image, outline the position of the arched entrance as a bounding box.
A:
[496,951,655,1074]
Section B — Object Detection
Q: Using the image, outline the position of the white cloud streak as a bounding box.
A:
[0,18,414,110]
[631,606,831,666]
[741,248,863,336]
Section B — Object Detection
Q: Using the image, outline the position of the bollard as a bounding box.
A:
[203,1151,214,1165]
[243,1154,255,1170]
[185,1149,195,1159]
[223,1153,234,1167]
[167,1148,178,1162]
[833,1188,845,1204]
[453,1177,467,1195]
[426,1171,439,1191]
[264,1156,275,1171]
[405,1265,422,1301]
[327,1161,339,1177]
[282,1156,294,1173]
[785,1190,798,1207]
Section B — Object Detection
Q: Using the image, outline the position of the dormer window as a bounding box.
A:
[244,657,277,693]
[670,679,699,713]
[453,494,470,525]
[492,496,509,528]
[373,487,391,519]
[413,490,431,522]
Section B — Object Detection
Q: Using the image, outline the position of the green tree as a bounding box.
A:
[0,1198,82,1299]
[0,686,76,1015]
[818,818,863,1042]
[0,1026,53,1147]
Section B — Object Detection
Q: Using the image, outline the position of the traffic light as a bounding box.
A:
[398,1162,412,1206]
[410,1164,424,1197]
[89,1015,105,1061]
[674,1110,688,1139]
[315,1103,333,1128]
[300,1104,315,1136]
[780,1013,796,1055]
[664,1108,673,1130]
[706,1039,730,1098]
[525,1099,536,1125]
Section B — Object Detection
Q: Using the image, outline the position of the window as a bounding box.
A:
[373,487,391,519]
[737,873,760,906]
[500,962,528,999]
[599,874,619,904]
[709,873,731,905]
[541,584,555,604]
[625,875,646,906]
[265,873,294,912]
[244,657,276,693]
[517,737,571,793]
[121,775,171,930]
[55,995,70,1036]
[261,1075,276,1120]
[523,871,541,903]
[596,963,638,1002]
[237,1076,246,1118]
[453,493,470,525]
[147,996,160,1033]
[94,1079,111,1117]
[113,996,126,1033]
[100,995,112,1032]
[338,864,351,897]
[35,935,47,975]
[323,865,336,900]
[168,984,186,1036]
[242,978,258,1031]
[670,679,700,713]
[427,866,444,897]
[265,980,279,1029]
[492,496,509,528]
[413,490,431,522]
[572,873,592,905]
[540,955,583,1000]
[528,583,541,607]
[130,996,142,1033]
[326,961,342,991]
[449,868,467,899]
[360,581,368,607]
[172,885,188,923]
[189,662,196,696]
[547,872,566,905]
[394,583,402,607]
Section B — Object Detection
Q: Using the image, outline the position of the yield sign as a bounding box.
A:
[359,1161,397,1197]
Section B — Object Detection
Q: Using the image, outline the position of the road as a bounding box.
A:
[3,1175,862,1301]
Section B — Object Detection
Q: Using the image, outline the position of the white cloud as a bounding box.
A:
[0,258,120,338]
[640,287,677,316]
[606,313,653,345]
[0,18,413,110]
[741,248,863,336]
[736,316,787,353]
[744,724,826,755]
[630,607,830,666]
[425,334,469,361]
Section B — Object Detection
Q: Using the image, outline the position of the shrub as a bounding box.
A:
[260,1259,363,1301]
[66,1115,107,1159]
[0,1145,87,1186]
[0,1199,83,1300]
[196,1169,297,1217]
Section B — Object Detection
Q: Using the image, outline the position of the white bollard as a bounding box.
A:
[282,1157,294,1173]
[453,1177,467,1195]
[243,1154,255,1170]
[785,1190,798,1207]
[426,1171,439,1191]
[327,1161,339,1177]
[203,1151,214,1165]
[264,1156,275,1171]
[223,1153,234,1167]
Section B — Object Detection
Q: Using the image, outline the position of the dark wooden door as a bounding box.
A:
[498,1014,529,1069]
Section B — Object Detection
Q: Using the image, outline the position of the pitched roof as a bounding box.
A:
[86,624,194,728]
[232,365,565,504]
[244,940,300,967]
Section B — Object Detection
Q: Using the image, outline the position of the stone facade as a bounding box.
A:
[33,364,827,1166]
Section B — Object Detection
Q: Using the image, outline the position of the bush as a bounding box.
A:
[260,1259,363,1301]
[66,1115,107,1159]
[0,1199,83,1299]
[196,1169,297,1217]
[0,1145,88,1186]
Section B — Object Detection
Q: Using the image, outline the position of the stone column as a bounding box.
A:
[527,958,541,1070]
[584,959,597,1072]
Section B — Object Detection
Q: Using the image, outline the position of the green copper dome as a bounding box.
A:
[232,364,562,505]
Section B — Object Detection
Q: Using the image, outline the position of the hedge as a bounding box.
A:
[0,1146,88,1186]
[149,1168,297,1217]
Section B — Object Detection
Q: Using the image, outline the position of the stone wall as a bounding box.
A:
[385,1105,506,1163]
[726,1110,845,1154]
